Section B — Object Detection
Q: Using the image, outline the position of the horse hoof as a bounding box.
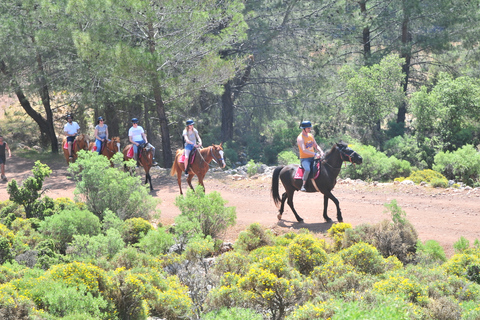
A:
[277,213,282,221]
[324,218,333,223]
[337,219,343,223]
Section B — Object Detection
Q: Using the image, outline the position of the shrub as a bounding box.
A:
[327,222,352,251]
[135,227,174,256]
[183,234,215,262]
[148,275,193,320]
[69,151,159,220]
[373,275,428,304]
[0,200,24,228]
[203,307,262,320]
[443,253,480,278]
[339,242,385,275]
[174,186,236,240]
[433,144,480,186]
[234,223,274,252]
[415,240,447,265]
[246,159,262,177]
[213,251,250,276]
[383,134,426,169]
[401,169,448,186]
[277,150,298,166]
[7,161,54,219]
[67,228,126,261]
[340,144,411,181]
[34,239,65,270]
[122,217,153,245]
[39,208,101,254]
[0,283,35,320]
[287,233,328,275]
[453,236,470,254]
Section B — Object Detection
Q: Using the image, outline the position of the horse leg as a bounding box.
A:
[197,174,205,193]
[176,167,183,195]
[286,190,304,223]
[324,191,341,222]
[186,174,195,191]
[277,192,288,220]
[145,172,153,191]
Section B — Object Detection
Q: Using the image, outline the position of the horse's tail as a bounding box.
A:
[170,149,181,176]
[271,166,284,207]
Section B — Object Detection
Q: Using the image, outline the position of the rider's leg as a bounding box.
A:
[184,147,192,175]
[300,158,313,191]
[96,139,102,155]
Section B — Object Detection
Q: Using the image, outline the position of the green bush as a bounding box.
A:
[327,222,352,251]
[69,151,159,220]
[234,222,274,252]
[0,282,35,320]
[339,242,385,275]
[174,186,236,240]
[383,134,427,169]
[7,161,54,219]
[67,228,125,261]
[246,159,262,177]
[340,144,411,181]
[400,169,448,187]
[415,240,447,265]
[287,233,328,275]
[433,144,480,186]
[278,150,298,166]
[122,217,153,245]
[135,227,174,256]
[203,307,262,320]
[39,208,101,254]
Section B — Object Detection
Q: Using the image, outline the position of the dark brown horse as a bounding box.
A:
[63,134,89,165]
[122,143,154,191]
[89,137,121,163]
[271,142,362,223]
[170,144,226,195]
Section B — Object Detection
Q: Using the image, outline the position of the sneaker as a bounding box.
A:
[69,155,73,159]
[152,161,158,166]
[184,171,189,176]
[300,186,306,192]
[2,175,7,182]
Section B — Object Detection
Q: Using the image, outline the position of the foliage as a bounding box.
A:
[234,223,274,252]
[174,186,236,241]
[383,134,428,170]
[415,240,447,265]
[69,151,159,220]
[67,228,125,261]
[453,236,470,254]
[340,144,411,182]
[39,208,101,254]
[7,161,54,219]
[433,144,480,186]
[121,218,153,245]
[277,150,299,166]
[339,242,386,275]
[246,159,262,177]
[399,169,449,187]
[135,227,174,256]
[287,233,328,275]
[203,307,262,320]
[0,200,25,229]
[327,223,352,251]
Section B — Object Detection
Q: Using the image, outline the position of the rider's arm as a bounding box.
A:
[184,132,193,145]
[95,127,100,141]
[5,142,11,157]
[314,140,324,157]
[129,135,137,145]
[105,127,109,141]
[195,130,202,146]
[142,132,148,144]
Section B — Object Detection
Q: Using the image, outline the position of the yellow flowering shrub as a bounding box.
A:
[47,262,108,296]
[287,233,328,275]
[122,217,153,245]
[250,246,289,277]
[328,222,352,251]
[0,282,35,319]
[443,253,480,277]
[373,275,428,304]
[150,275,193,319]
[339,242,385,275]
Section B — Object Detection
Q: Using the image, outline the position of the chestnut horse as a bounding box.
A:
[271,142,362,223]
[89,137,121,162]
[122,143,154,191]
[62,134,89,165]
[170,143,226,195]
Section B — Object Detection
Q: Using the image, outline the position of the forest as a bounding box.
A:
[1,0,480,185]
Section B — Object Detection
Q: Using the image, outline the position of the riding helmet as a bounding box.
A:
[97,116,104,123]
[66,114,73,120]
[186,119,194,126]
[299,121,312,129]
[131,118,139,123]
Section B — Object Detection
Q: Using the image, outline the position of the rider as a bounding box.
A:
[94,116,109,155]
[64,114,80,159]
[128,118,157,166]
[297,121,324,192]
[0,135,12,181]
[183,119,202,176]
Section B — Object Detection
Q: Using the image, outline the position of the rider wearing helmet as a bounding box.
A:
[128,118,157,166]
[297,121,324,192]
[183,119,202,176]
[94,116,109,155]
[64,114,80,159]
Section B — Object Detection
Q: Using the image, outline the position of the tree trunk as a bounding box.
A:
[359,1,371,64]
[105,101,120,137]
[0,59,58,153]
[398,2,411,124]
[147,23,172,167]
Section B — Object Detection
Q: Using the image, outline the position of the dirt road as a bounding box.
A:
[1,155,479,257]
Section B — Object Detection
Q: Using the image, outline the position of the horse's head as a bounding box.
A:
[76,134,89,151]
[336,142,362,165]
[139,143,154,166]
[109,137,121,153]
[211,143,226,168]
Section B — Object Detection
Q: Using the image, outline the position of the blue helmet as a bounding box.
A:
[186,119,194,126]
[97,116,104,123]
[299,121,312,129]
[131,118,139,123]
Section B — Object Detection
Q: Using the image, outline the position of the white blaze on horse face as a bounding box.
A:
[116,142,121,153]
[220,150,226,168]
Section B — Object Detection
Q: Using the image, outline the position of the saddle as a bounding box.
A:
[126,143,149,159]
[294,159,321,180]
[179,147,196,164]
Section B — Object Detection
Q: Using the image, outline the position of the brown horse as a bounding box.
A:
[271,142,362,223]
[170,143,226,195]
[122,143,154,191]
[89,137,121,162]
[62,134,89,165]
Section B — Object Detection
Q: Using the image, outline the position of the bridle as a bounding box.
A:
[210,147,224,167]
[322,144,358,169]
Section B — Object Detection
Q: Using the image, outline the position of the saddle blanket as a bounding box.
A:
[294,163,321,180]
[178,151,196,164]
[91,146,97,151]
[126,146,134,158]
[64,141,76,150]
